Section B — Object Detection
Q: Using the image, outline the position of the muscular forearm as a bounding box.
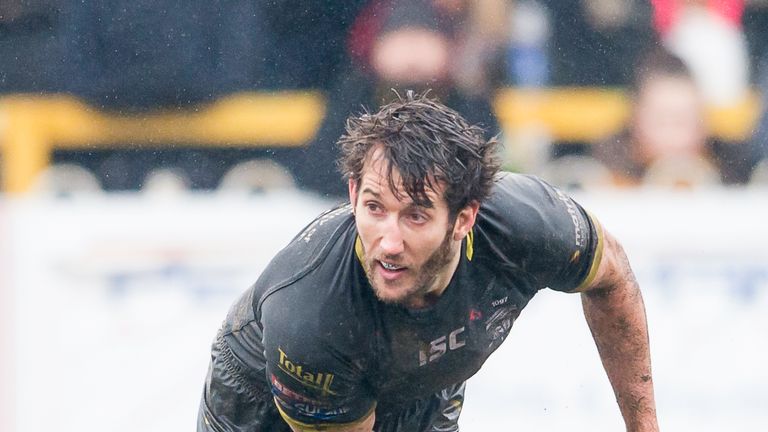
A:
[581,278,659,432]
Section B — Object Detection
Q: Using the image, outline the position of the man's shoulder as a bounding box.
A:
[222,203,359,334]
[488,172,551,201]
[291,203,356,251]
[475,172,585,256]
[476,172,599,291]
[260,203,356,287]
[253,203,361,314]
[481,172,560,223]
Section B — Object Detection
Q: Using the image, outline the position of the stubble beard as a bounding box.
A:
[365,229,455,307]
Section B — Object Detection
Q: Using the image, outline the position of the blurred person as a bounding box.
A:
[198,92,659,432]
[360,0,507,117]
[651,0,750,107]
[504,0,657,186]
[592,48,738,187]
[295,0,508,198]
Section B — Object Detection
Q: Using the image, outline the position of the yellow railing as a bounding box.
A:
[0,91,326,193]
[0,88,761,193]
[493,87,761,142]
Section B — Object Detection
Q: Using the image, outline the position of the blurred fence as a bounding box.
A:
[0,88,761,193]
[0,92,325,193]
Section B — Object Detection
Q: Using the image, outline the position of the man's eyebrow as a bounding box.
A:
[361,186,435,209]
[406,201,435,210]
[360,187,381,198]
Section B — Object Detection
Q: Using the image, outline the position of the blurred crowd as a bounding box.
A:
[2,0,768,196]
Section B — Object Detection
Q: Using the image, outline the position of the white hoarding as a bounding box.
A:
[2,189,767,431]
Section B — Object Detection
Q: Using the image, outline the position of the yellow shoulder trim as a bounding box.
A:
[274,398,376,432]
[571,213,605,293]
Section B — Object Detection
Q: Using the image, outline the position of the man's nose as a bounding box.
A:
[380,217,405,255]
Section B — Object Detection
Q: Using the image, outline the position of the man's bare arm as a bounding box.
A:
[579,229,659,432]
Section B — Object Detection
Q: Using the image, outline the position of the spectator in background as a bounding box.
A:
[652,0,750,107]
[359,0,507,124]
[592,49,722,188]
[296,0,509,198]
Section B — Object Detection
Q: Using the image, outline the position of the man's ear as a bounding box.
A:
[453,201,480,241]
[348,178,358,211]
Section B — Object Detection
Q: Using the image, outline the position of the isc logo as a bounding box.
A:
[418,327,466,366]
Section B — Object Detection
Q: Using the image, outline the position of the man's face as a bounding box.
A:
[349,147,477,308]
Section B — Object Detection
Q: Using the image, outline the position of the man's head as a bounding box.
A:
[339,91,499,217]
[338,91,500,307]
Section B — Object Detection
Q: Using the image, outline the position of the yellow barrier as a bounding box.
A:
[0,88,761,193]
[493,87,762,143]
[0,92,326,194]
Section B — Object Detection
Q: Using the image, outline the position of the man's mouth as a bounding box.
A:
[379,260,406,272]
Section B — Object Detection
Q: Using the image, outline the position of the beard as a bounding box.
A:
[363,228,455,307]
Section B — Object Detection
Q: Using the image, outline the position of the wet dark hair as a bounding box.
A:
[338,91,500,216]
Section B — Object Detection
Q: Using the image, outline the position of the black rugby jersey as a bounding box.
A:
[201,173,603,431]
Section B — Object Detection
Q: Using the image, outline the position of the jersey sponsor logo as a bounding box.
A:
[288,403,350,421]
[485,308,517,348]
[418,327,466,366]
[555,189,586,248]
[272,379,350,421]
[469,308,483,321]
[270,374,322,406]
[278,347,337,396]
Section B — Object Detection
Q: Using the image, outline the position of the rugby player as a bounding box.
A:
[198,92,659,431]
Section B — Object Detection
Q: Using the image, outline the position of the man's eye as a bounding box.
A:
[366,203,382,213]
[408,212,427,223]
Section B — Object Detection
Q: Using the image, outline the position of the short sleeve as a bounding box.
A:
[261,292,376,430]
[480,174,604,293]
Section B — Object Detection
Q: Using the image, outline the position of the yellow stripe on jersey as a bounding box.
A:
[354,236,365,264]
[570,212,605,293]
[274,398,376,432]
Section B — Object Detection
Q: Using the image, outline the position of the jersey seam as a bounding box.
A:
[252,207,356,332]
[216,331,270,403]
